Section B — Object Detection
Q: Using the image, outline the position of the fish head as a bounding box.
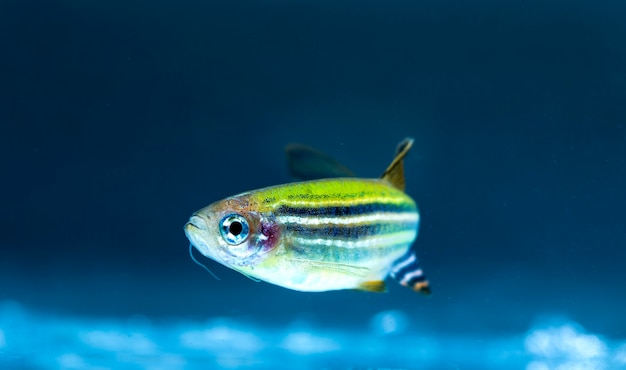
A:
[184,195,280,269]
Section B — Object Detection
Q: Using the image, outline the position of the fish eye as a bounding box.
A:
[219,214,249,245]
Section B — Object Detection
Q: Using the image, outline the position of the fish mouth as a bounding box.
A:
[184,215,212,254]
[185,215,208,232]
[184,215,208,248]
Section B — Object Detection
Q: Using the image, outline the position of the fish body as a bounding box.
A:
[185,138,430,294]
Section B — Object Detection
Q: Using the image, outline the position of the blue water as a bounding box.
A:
[1,0,625,369]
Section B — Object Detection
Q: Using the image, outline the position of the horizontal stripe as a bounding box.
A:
[275,196,412,207]
[406,275,428,289]
[283,222,413,239]
[249,178,417,214]
[390,253,417,274]
[292,230,417,250]
[275,202,415,217]
[400,269,424,285]
[276,212,419,226]
[282,190,396,202]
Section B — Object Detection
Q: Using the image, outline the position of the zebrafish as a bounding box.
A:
[184,138,430,294]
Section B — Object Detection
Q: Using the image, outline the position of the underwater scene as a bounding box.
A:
[1,0,625,369]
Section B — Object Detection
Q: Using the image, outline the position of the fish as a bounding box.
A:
[184,137,430,294]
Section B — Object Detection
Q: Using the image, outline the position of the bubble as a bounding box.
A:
[370,310,408,335]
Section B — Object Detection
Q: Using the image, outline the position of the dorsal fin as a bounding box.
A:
[380,137,414,191]
[286,143,356,181]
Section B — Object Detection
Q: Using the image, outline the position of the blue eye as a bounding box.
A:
[219,214,249,245]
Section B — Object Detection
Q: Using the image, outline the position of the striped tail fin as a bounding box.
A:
[390,249,431,295]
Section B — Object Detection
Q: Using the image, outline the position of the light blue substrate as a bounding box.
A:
[0,300,624,369]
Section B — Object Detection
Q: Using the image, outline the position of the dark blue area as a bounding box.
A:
[0,0,625,366]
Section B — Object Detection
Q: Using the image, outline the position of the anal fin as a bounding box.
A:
[357,280,387,293]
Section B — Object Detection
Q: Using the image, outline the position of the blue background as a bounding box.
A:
[1,0,625,368]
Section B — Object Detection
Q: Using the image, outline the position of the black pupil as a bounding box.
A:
[229,221,243,236]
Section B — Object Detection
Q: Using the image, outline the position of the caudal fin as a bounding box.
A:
[390,249,431,295]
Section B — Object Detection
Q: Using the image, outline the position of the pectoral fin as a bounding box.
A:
[380,137,414,191]
[285,143,356,180]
